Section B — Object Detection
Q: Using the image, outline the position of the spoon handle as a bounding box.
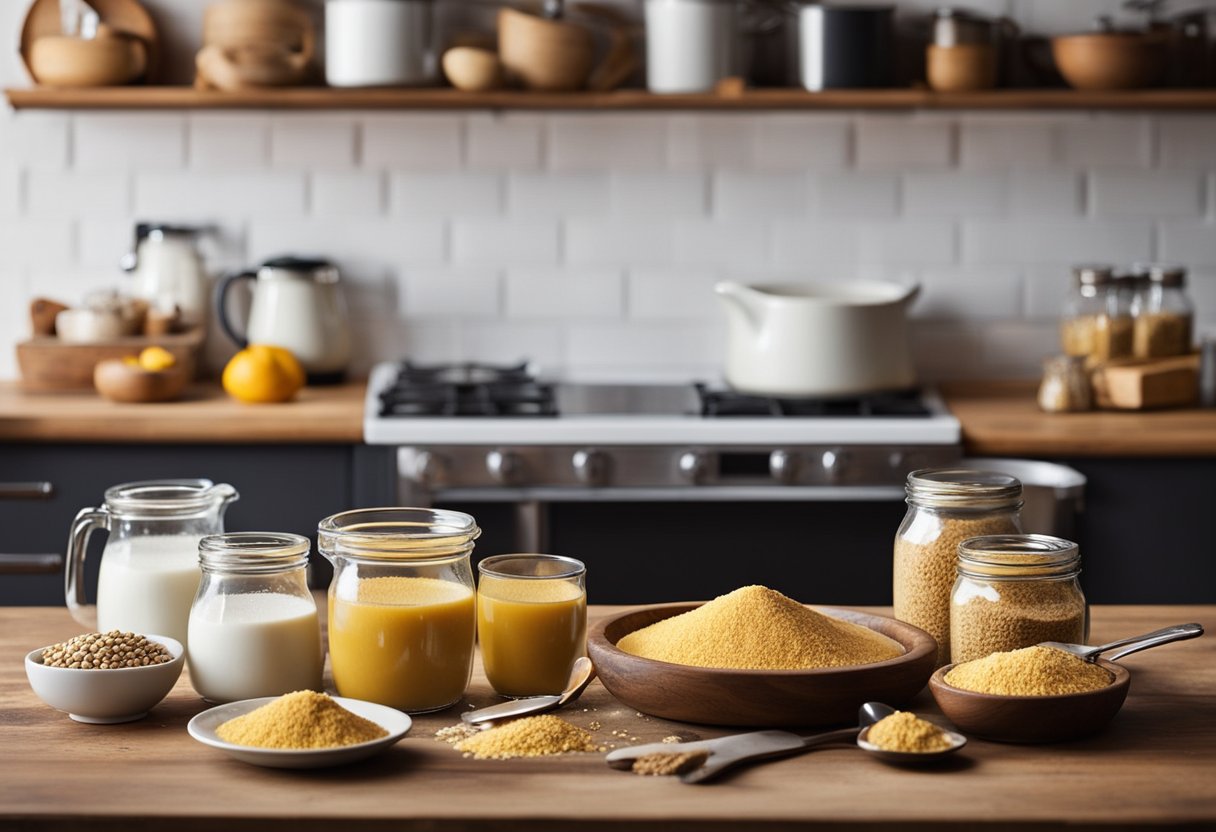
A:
[1094,623,1204,662]
[679,727,859,784]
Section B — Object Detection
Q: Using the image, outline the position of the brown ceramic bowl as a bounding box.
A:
[1051,32,1166,91]
[929,660,1130,743]
[94,358,189,403]
[587,604,937,728]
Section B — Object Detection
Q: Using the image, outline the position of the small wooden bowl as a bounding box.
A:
[587,604,937,728]
[94,358,189,403]
[1051,33,1166,91]
[928,661,1130,743]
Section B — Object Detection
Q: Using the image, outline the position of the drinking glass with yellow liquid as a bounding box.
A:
[318,508,480,713]
[477,554,587,698]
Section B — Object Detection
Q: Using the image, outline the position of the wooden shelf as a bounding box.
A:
[7,86,1216,111]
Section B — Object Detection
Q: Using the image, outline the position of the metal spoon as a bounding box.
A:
[462,657,596,726]
[856,701,967,766]
[1041,622,1203,663]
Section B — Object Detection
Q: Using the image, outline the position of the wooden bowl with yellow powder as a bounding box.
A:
[587,587,937,728]
[929,649,1130,743]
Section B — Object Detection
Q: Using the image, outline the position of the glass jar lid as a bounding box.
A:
[1132,263,1186,287]
[905,468,1023,510]
[478,554,586,580]
[198,532,311,575]
[103,479,239,519]
[317,507,481,563]
[957,533,1080,580]
[1072,264,1114,286]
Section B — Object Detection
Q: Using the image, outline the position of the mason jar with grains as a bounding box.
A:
[949,534,1088,665]
[1060,264,1132,363]
[893,469,1024,666]
[1131,263,1194,358]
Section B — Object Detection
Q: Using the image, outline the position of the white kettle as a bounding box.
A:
[121,223,211,328]
[217,257,352,384]
[716,280,920,397]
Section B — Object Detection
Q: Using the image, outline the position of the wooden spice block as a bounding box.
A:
[1092,353,1199,410]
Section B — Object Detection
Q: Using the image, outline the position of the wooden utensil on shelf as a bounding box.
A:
[926,44,998,92]
[196,0,314,91]
[442,47,504,92]
[20,0,159,85]
[29,299,69,337]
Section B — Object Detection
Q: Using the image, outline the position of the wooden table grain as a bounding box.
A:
[1,605,1213,831]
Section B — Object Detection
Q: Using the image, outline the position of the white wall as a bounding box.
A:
[2,0,1216,383]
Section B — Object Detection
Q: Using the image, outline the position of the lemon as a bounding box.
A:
[222,345,306,404]
[138,346,176,372]
[122,355,141,367]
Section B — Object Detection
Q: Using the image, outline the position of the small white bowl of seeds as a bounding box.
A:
[25,631,184,724]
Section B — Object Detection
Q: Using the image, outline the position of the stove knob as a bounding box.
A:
[769,450,800,484]
[677,450,711,484]
[572,449,610,487]
[413,451,448,488]
[821,449,851,483]
[486,449,525,485]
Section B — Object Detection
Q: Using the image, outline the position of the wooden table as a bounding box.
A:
[2,605,1213,831]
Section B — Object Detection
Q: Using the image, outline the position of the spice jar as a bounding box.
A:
[1131,263,1194,358]
[187,532,323,703]
[1060,264,1113,359]
[1037,355,1092,413]
[893,469,1023,666]
[949,534,1087,665]
[319,507,479,713]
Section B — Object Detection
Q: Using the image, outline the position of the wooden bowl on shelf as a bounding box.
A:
[1050,32,1166,91]
[587,604,937,728]
[20,0,159,84]
[93,359,190,404]
[928,661,1130,743]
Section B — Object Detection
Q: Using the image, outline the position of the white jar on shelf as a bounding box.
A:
[644,0,738,94]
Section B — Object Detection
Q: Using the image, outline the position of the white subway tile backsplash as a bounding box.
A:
[713,171,809,219]
[74,114,184,170]
[903,173,1005,216]
[507,173,609,216]
[913,268,1022,320]
[549,115,666,171]
[909,323,987,380]
[271,116,357,169]
[566,322,722,369]
[25,268,122,304]
[962,221,1153,264]
[466,113,544,171]
[1160,221,1216,268]
[400,269,501,318]
[811,173,899,218]
[1059,116,1151,167]
[610,173,708,216]
[451,219,558,266]
[673,220,768,267]
[1023,264,1072,320]
[628,270,722,319]
[565,220,674,266]
[0,220,74,267]
[26,170,129,217]
[856,117,953,170]
[858,222,955,265]
[1158,116,1216,169]
[0,270,27,377]
[390,172,501,216]
[959,115,1056,169]
[752,115,851,171]
[772,221,860,267]
[362,115,463,170]
[504,269,623,319]
[981,321,1062,376]
[668,115,752,171]
[311,172,384,216]
[0,167,21,215]
[77,218,135,269]
[189,114,269,170]
[1189,271,1216,327]
[250,219,445,269]
[457,321,565,366]
[0,112,69,170]
[136,172,307,220]
[1008,171,1082,217]
[1089,170,1203,217]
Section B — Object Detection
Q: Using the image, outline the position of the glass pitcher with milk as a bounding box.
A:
[65,480,239,646]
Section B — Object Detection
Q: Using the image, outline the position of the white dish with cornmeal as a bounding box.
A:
[188,696,412,768]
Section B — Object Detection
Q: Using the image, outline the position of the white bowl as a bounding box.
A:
[188,696,412,768]
[25,634,185,724]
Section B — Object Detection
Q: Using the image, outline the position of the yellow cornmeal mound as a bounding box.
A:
[866,711,952,753]
[616,586,903,670]
[454,715,599,759]
[216,691,388,749]
[944,645,1113,696]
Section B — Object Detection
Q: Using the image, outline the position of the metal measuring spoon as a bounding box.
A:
[462,657,596,726]
[1041,623,1203,663]
[855,701,967,766]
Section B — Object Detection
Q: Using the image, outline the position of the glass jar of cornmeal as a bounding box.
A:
[318,508,480,713]
[477,554,587,697]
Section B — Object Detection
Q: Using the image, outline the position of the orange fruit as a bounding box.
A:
[222,344,305,404]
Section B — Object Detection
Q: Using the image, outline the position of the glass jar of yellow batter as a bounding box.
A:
[318,508,480,713]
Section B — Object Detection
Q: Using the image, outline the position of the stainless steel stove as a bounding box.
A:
[365,361,962,551]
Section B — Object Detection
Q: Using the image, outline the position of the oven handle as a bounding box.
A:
[425,486,908,502]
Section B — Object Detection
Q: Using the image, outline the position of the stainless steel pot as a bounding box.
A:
[716,280,919,397]
[797,3,894,91]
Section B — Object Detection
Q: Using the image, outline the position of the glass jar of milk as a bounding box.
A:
[188,532,323,703]
[65,479,239,647]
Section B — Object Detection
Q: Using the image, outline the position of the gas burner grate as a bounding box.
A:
[380,361,558,417]
[696,384,932,418]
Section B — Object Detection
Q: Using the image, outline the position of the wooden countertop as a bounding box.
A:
[0,381,365,444]
[941,381,1216,458]
[2,604,1213,831]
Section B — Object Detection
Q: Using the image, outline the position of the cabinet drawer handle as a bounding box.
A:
[0,482,54,499]
[0,553,64,574]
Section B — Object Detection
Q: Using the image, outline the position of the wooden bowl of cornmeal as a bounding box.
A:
[588,600,937,728]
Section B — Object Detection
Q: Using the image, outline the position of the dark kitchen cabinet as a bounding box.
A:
[0,444,396,606]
